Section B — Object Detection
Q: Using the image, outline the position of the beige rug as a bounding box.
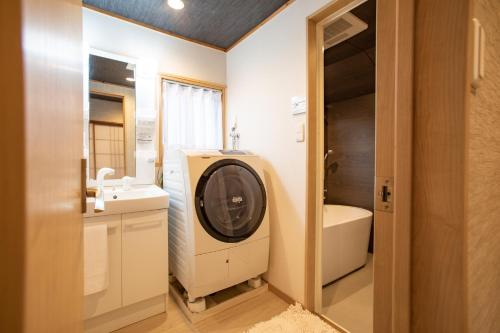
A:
[246,303,338,333]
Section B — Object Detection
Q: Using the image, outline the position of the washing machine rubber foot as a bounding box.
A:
[248,276,262,289]
[188,297,206,313]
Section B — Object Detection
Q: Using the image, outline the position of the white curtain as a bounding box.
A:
[162,80,223,150]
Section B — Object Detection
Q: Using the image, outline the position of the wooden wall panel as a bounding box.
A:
[467,0,500,331]
[0,1,25,331]
[412,0,470,331]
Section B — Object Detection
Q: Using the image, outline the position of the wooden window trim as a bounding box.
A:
[156,74,227,167]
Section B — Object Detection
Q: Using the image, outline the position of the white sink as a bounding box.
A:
[84,185,169,217]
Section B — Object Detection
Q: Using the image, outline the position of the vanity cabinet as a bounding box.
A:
[84,208,168,332]
[122,210,168,306]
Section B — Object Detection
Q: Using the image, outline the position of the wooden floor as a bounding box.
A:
[115,291,289,333]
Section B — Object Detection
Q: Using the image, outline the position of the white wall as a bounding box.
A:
[83,8,226,84]
[84,1,331,302]
[226,0,331,302]
[83,8,227,185]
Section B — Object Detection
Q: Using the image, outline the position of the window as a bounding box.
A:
[161,77,224,153]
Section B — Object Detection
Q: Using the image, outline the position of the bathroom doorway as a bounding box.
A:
[321,1,376,331]
[305,0,414,332]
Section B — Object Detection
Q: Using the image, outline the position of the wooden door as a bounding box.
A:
[411,0,471,331]
[0,0,84,331]
[372,0,414,332]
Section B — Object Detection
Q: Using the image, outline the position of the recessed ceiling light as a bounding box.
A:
[168,0,184,10]
[126,77,135,82]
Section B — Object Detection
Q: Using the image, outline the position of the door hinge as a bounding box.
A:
[375,176,393,213]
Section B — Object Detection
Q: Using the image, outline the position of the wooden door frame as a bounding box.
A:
[305,0,414,332]
[156,73,227,168]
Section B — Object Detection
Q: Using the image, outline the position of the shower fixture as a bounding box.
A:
[324,149,334,162]
[323,148,335,200]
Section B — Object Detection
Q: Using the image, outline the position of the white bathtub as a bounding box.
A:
[322,205,373,285]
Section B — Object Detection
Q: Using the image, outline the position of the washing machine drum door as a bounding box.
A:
[195,159,267,243]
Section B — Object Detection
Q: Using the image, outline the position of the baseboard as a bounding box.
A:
[317,313,350,333]
[84,295,166,333]
[265,281,295,305]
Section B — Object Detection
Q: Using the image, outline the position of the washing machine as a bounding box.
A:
[164,149,270,311]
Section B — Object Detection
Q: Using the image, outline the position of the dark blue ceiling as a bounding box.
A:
[83,0,290,50]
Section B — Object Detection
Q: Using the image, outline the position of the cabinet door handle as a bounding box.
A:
[107,222,120,230]
[84,220,120,229]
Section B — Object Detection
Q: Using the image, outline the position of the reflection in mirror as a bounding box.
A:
[88,54,136,180]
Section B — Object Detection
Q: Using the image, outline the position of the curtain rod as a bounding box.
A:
[163,79,223,93]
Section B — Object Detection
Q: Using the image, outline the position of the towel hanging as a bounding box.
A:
[84,224,109,296]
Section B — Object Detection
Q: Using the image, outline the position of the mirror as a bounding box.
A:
[87,54,136,180]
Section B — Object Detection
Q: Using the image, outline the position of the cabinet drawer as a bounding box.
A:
[122,209,168,306]
[228,238,269,284]
[194,250,229,288]
[84,214,122,319]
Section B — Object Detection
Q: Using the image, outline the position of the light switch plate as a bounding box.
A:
[291,96,306,115]
[296,123,305,142]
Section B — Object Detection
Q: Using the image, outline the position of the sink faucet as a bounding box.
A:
[94,168,115,212]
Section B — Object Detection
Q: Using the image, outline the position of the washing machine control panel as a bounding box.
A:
[218,150,251,155]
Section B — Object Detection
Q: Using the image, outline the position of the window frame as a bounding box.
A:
[157,74,227,167]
